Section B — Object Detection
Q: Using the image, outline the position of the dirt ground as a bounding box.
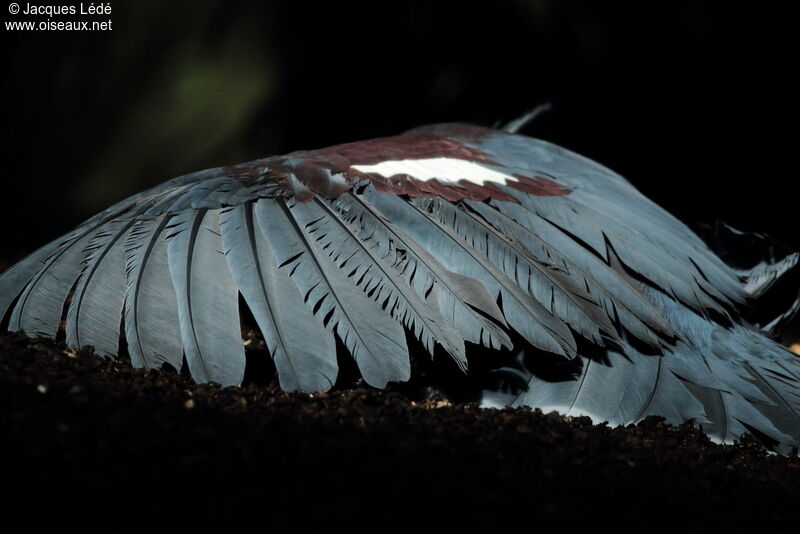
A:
[2,330,799,532]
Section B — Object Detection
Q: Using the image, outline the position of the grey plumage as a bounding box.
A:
[362,187,577,359]
[413,195,617,346]
[507,190,732,315]
[66,219,133,357]
[256,198,410,388]
[220,202,337,391]
[463,198,672,346]
[302,197,468,369]
[740,253,799,298]
[10,229,95,338]
[0,238,65,326]
[167,208,245,386]
[5,201,136,339]
[2,121,799,454]
[329,191,512,351]
[124,215,184,370]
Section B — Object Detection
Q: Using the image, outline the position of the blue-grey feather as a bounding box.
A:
[167,209,245,386]
[256,198,410,388]
[220,202,338,391]
[124,215,184,370]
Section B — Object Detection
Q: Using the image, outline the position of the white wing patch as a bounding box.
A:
[352,157,517,186]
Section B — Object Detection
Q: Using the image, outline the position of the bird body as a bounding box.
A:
[2,122,799,453]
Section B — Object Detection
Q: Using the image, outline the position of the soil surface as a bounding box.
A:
[2,331,799,532]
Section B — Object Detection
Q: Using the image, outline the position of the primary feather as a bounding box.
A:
[219,202,337,392]
[2,121,798,453]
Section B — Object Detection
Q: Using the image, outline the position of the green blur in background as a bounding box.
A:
[3,0,800,258]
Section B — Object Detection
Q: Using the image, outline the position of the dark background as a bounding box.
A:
[2,0,798,259]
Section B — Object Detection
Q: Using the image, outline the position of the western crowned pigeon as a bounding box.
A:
[2,117,799,453]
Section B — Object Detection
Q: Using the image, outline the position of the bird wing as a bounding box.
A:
[2,122,800,453]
